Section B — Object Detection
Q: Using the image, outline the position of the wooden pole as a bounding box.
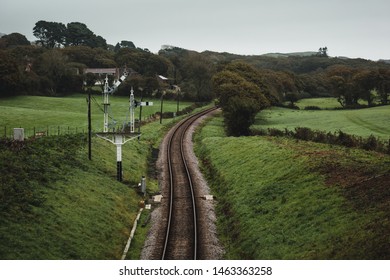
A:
[88,89,92,160]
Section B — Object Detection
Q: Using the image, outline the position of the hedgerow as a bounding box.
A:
[251,127,390,154]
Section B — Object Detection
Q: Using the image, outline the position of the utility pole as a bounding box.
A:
[138,88,143,134]
[160,90,165,124]
[88,89,92,160]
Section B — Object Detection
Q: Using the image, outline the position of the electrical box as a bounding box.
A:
[13,128,24,141]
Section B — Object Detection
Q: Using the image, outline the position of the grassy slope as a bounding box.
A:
[0,95,195,260]
[0,135,147,259]
[195,113,390,259]
[253,102,390,139]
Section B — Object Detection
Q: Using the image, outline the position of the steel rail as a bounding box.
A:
[161,107,217,260]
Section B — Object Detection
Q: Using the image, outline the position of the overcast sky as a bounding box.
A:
[1,0,389,60]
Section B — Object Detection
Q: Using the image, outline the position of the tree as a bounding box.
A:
[317,46,328,57]
[182,52,213,101]
[377,68,390,105]
[285,92,299,107]
[0,50,20,96]
[0,33,30,48]
[35,49,82,95]
[65,22,107,48]
[353,69,378,106]
[114,40,136,52]
[61,46,114,67]
[33,20,66,48]
[66,22,94,46]
[327,65,359,107]
[88,35,107,49]
[223,95,261,136]
[159,47,216,101]
[225,62,284,104]
[213,68,270,136]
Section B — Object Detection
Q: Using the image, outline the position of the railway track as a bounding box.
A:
[161,107,217,260]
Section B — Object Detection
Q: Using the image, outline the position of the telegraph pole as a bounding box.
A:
[160,90,165,124]
[138,88,143,134]
[88,89,92,160]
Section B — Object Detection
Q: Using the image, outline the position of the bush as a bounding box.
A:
[304,106,322,110]
[250,128,267,136]
[267,128,285,137]
[224,96,260,136]
[336,130,358,147]
[294,127,314,141]
[362,135,379,151]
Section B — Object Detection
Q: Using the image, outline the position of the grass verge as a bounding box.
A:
[194,113,390,259]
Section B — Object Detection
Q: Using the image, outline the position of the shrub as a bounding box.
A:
[304,106,322,110]
[336,130,358,147]
[267,128,285,137]
[294,127,315,141]
[250,128,267,136]
[362,135,379,151]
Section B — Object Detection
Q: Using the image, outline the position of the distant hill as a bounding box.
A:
[379,59,390,64]
[262,51,318,58]
[0,32,6,38]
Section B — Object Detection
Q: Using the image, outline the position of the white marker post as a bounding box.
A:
[115,134,123,181]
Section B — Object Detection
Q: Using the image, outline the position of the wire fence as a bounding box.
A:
[1,103,209,140]
[2,125,89,139]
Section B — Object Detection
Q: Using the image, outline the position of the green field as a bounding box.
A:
[295,97,342,109]
[2,94,389,260]
[195,112,390,259]
[0,94,199,260]
[0,94,192,137]
[253,102,390,139]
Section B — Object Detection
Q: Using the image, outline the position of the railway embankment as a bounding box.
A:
[194,113,390,259]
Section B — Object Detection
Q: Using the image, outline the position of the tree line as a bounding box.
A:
[0,22,216,100]
[33,20,107,49]
[1,22,390,136]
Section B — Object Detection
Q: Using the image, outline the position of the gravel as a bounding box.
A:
[141,110,224,260]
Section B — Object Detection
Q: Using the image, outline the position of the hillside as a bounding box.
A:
[195,112,390,259]
[0,95,199,259]
[0,133,150,259]
[261,51,318,58]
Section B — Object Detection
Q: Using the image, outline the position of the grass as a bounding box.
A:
[253,104,390,139]
[295,97,342,109]
[0,94,201,260]
[195,112,390,259]
[0,134,143,259]
[0,94,192,137]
